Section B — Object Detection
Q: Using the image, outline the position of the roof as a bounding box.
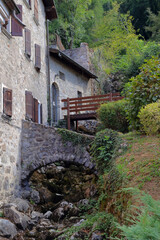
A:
[49,48,98,79]
[42,0,57,20]
[4,0,20,14]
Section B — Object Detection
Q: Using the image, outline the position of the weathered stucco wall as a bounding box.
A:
[21,121,95,186]
[0,0,48,203]
[50,56,92,121]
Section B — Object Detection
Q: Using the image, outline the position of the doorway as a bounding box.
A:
[52,83,59,124]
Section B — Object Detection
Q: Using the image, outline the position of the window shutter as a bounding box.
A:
[34,0,38,22]
[35,44,41,70]
[11,5,23,36]
[3,88,12,117]
[34,98,38,123]
[25,91,33,120]
[40,104,43,124]
[25,29,31,57]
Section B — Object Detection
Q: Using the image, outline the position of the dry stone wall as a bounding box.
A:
[21,121,95,187]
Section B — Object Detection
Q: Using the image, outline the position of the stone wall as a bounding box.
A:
[0,0,49,203]
[21,121,95,187]
[50,56,92,121]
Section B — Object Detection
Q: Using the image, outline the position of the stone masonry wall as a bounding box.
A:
[21,121,95,187]
[0,0,49,203]
[50,57,92,121]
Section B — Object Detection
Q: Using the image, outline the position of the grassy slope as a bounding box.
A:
[117,133,160,200]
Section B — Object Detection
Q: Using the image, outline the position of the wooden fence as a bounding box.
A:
[62,92,123,130]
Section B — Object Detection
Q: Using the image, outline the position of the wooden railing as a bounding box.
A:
[61,93,123,130]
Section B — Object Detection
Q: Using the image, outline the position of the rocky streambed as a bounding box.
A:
[0,163,99,240]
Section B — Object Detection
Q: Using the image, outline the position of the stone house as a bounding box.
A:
[0,0,57,203]
[49,39,98,124]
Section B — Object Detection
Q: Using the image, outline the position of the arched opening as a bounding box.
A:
[51,82,60,124]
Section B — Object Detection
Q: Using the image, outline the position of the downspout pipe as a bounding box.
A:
[46,19,51,126]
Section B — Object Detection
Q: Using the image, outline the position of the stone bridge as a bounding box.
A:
[21,121,95,186]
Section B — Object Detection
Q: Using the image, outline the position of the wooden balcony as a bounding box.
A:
[61,93,124,130]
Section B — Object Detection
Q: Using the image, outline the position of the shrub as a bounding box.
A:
[91,129,121,173]
[97,99,129,133]
[119,193,160,240]
[124,57,160,130]
[138,101,160,135]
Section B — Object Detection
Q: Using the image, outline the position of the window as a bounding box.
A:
[77,91,82,106]
[0,0,11,36]
[59,71,65,81]
[3,88,12,117]
[11,5,23,37]
[35,44,41,70]
[23,0,31,9]
[77,91,82,98]
[34,0,38,24]
[25,28,31,58]
[25,91,42,123]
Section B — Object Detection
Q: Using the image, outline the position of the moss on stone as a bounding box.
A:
[57,128,93,147]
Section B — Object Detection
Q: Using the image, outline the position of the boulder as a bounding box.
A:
[31,211,43,222]
[30,190,40,204]
[91,232,103,240]
[44,211,52,219]
[14,198,30,213]
[4,206,31,230]
[0,219,17,239]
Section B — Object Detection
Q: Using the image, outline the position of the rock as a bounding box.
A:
[73,219,85,227]
[44,211,52,219]
[77,199,89,207]
[31,211,43,222]
[70,231,88,239]
[0,219,17,239]
[91,232,103,240]
[52,207,64,221]
[4,206,31,230]
[30,190,40,204]
[14,198,30,213]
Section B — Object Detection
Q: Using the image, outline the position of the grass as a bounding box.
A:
[116,133,160,199]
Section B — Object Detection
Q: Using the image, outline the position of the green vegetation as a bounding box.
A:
[57,128,92,147]
[119,193,160,240]
[91,129,123,173]
[124,58,160,130]
[138,101,160,135]
[98,100,129,133]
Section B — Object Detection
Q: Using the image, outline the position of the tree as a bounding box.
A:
[145,9,160,42]
[119,0,160,39]
[49,0,92,49]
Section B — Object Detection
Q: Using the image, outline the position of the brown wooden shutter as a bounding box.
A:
[40,104,43,124]
[25,29,31,57]
[25,91,33,120]
[34,0,38,22]
[11,5,23,36]
[3,88,12,117]
[35,44,41,70]
[34,98,38,123]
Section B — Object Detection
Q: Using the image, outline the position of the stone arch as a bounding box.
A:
[21,121,95,187]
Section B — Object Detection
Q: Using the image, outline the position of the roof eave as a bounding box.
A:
[42,0,58,20]
[49,48,98,79]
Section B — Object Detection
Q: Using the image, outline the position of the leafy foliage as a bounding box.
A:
[91,129,121,172]
[119,0,160,40]
[57,128,92,147]
[146,9,160,42]
[98,100,129,133]
[124,57,160,130]
[119,193,160,240]
[138,101,160,135]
